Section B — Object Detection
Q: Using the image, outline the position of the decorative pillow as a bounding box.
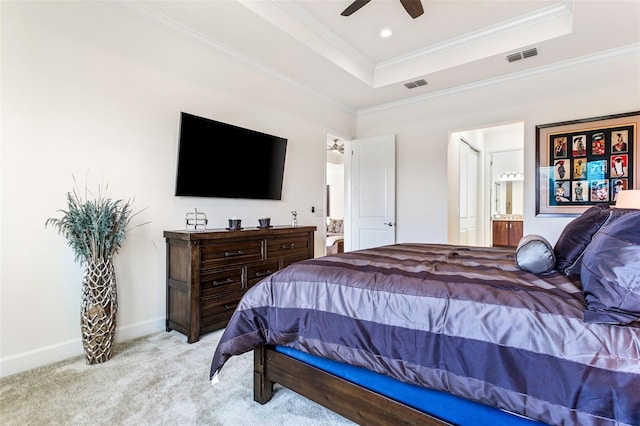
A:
[581,210,640,324]
[515,234,556,275]
[327,218,344,234]
[554,204,611,276]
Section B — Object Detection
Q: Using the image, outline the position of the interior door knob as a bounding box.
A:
[384,222,394,227]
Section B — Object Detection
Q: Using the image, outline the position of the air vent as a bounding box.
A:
[507,52,522,63]
[404,79,428,89]
[507,47,539,63]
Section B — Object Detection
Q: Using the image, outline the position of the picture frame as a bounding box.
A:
[536,111,639,216]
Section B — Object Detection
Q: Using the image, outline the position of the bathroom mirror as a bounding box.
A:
[493,180,523,216]
[491,149,524,219]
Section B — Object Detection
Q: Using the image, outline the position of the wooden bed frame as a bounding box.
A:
[253,345,451,426]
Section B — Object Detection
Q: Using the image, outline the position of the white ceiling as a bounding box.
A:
[109,0,640,113]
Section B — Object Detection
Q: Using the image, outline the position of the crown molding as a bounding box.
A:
[372,1,574,87]
[237,0,374,86]
[244,0,576,88]
[101,1,636,118]
[376,1,572,72]
[102,0,357,114]
[358,43,640,115]
[268,0,375,72]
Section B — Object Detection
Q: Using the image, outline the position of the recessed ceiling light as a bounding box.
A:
[380,29,392,38]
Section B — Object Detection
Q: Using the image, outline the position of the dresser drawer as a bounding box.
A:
[200,307,236,332]
[246,261,280,288]
[200,239,263,268]
[200,290,243,323]
[200,267,243,299]
[267,234,310,260]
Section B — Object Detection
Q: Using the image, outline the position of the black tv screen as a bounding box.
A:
[175,112,287,200]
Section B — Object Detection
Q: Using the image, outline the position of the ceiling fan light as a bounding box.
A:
[380,28,392,38]
[328,139,345,154]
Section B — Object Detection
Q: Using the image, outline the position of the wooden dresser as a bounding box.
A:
[164,226,316,343]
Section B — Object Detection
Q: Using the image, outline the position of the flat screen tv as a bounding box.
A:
[175,112,287,200]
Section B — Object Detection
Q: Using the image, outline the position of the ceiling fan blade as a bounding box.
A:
[399,0,424,18]
[341,0,371,16]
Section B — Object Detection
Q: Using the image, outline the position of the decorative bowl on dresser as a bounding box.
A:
[164,226,316,343]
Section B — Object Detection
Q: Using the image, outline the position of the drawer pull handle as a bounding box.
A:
[254,270,272,278]
[224,250,244,257]
[281,244,295,249]
[223,303,237,310]
[212,278,233,286]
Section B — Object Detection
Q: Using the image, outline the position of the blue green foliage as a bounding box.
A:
[46,181,142,265]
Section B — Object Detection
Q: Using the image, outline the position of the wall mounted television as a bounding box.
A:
[175,112,288,200]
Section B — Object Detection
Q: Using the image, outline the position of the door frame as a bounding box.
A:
[447,122,525,247]
[458,138,481,246]
[486,148,525,245]
[447,132,483,245]
[324,131,351,255]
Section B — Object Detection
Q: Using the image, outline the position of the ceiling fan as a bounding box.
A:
[341,0,424,19]
[327,139,345,154]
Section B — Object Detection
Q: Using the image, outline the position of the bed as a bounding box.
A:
[210,206,640,426]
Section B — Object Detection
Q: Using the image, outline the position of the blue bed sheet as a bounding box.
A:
[275,345,547,426]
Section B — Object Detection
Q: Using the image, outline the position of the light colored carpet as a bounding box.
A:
[0,330,355,425]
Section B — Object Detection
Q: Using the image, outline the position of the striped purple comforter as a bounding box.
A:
[209,244,640,426]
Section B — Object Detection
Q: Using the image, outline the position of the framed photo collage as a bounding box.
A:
[536,111,638,216]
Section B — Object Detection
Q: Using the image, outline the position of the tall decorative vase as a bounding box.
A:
[81,259,118,364]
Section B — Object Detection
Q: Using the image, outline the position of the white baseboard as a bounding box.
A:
[113,317,166,344]
[0,317,165,378]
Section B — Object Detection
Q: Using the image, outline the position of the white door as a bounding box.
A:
[346,134,396,251]
[459,140,479,245]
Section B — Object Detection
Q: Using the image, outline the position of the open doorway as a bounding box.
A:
[325,135,345,255]
[325,133,397,254]
[448,122,524,247]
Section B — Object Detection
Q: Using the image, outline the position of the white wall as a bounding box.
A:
[0,1,354,376]
[357,51,640,246]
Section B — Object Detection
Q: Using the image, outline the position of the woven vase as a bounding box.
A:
[80,259,117,364]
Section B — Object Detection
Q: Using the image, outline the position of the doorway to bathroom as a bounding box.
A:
[449,122,524,247]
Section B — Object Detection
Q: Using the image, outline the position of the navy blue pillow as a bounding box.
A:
[554,204,611,276]
[581,210,640,324]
